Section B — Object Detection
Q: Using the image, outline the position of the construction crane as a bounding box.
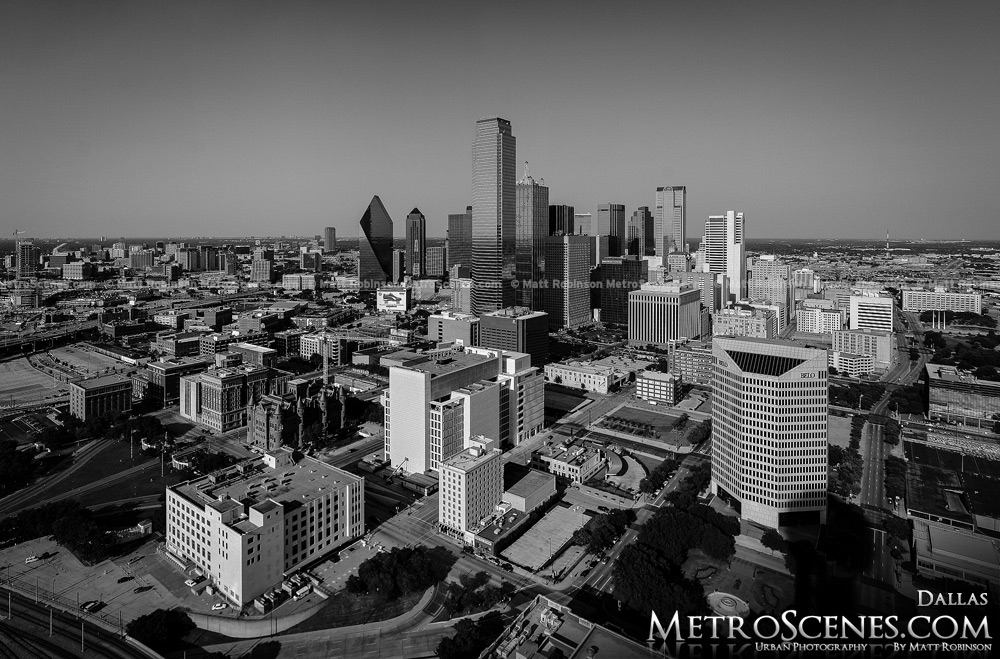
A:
[12,230,25,238]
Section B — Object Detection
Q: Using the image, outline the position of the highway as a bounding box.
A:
[0,440,111,517]
[858,423,886,511]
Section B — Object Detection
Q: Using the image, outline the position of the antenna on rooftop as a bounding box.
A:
[524,161,529,181]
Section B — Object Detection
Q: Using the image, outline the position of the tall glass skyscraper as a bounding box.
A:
[516,166,549,309]
[596,204,626,257]
[447,206,473,270]
[405,208,426,278]
[655,186,686,256]
[358,195,394,289]
[703,211,746,302]
[472,118,516,315]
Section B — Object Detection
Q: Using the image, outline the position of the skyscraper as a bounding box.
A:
[405,208,426,277]
[596,204,626,257]
[447,206,473,270]
[323,226,337,253]
[625,207,653,257]
[711,337,828,528]
[548,205,575,236]
[358,195,394,289]
[16,239,40,278]
[544,235,591,329]
[655,186,686,256]
[703,211,746,302]
[515,165,549,309]
[595,256,648,326]
[472,118,516,314]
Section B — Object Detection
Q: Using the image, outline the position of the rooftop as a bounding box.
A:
[441,446,500,473]
[72,374,130,390]
[173,452,362,533]
[926,363,1000,388]
[482,307,547,320]
[506,468,555,498]
[408,351,494,377]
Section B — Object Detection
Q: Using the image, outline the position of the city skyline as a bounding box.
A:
[2,2,999,240]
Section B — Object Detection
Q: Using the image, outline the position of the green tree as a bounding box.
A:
[0,439,36,496]
[760,528,788,554]
[125,609,196,650]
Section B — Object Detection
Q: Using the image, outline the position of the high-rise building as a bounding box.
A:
[548,205,575,236]
[628,283,701,346]
[703,211,746,302]
[795,306,844,334]
[16,240,40,278]
[625,207,653,257]
[596,204,626,257]
[595,256,647,326]
[902,289,982,314]
[748,256,792,317]
[426,246,447,279]
[405,209,426,277]
[323,227,337,252]
[668,270,729,313]
[479,308,549,366]
[391,249,405,283]
[428,311,480,346]
[472,118,516,314]
[358,195,394,289]
[849,293,895,333]
[711,337,828,528]
[712,305,778,339]
[832,329,893,370]
[574,213,592,236]
[515,166,549,310]
[447,206,473,270]
[544,235,591,329]
[250,259,273,283]
[438,436,502,538]
[655,186,686,256]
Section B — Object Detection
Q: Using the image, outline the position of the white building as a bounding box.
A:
[712,305,777,339]
[711,337,828,528]
[635,370,681,405]
[438,436,503,539]
[543,361,627,394]
[281,273,320,291]
[628,283,701,347]
[832,329,893,370]
[828,351,874,378]
[165,448,364,607]
[795,306,844,334]
[849,293,895,333]
[902,289,982,314]
[702,211,746,302]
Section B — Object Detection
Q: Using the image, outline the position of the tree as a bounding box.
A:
[436,612,505,659]
[0,439,36,496]
[760,528,787,555]
[125,609,195,650]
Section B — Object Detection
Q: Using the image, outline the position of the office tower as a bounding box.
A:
[479,308,549,366]
[405,208,426,277]
[250,259,273,283]
[628,283,701,346]
[491,349,544,446]
[129,249,155,270]
[596,204,626,257]
[472,117,516,314]
[595,256,648,326]
[544,235,591,329]
[429,311,481,346]
[438,436,502,537]
[795,306,844,334]
[748,256,792,312]
[382,349,504,474]
[625,207,653,257]
[68,375,132,421]
[574,213,592,236]
[666,252,690,272]
[711,337,828,528]
[177,247,200,272]
[324,227,337,252]
[426,246,447,279]
[655,186,686,256]
[832,329,893,370]
[849,293,895,333]
[703,211,746,302]
[448,206,473,270]
[548,205,575,236]
[219,251,237,275]
[200,245,219,271]
[358,195,394,289]
[391,249,405,283]
[587,235,610,269]
[669,270,729,313]
[515,165,549,309]
[746,300,788,334]
[166,448,363,607]
[299,252,322,272]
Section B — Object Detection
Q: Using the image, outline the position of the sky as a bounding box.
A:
[2,1,998,241]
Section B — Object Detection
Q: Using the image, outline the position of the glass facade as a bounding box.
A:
[472,118,516,314]
[516,175,549,309]
[358,195,394,288]
[405,208,426,277]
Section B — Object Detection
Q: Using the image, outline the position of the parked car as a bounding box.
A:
[117,576,134,584]
[184,579,199,587]
[133,586,153,594]
[24,556,39,564]
[211,602,227,611]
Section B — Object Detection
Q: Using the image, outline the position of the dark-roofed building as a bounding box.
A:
[503,465,556,513]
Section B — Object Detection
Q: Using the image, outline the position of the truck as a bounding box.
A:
[293,584,311,601]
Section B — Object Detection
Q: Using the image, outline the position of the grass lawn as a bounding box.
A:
[281,588,426,634]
